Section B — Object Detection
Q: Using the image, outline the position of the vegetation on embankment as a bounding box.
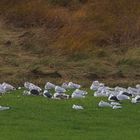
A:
[0,0,139,86]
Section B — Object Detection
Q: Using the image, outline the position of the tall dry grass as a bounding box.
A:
[0,0,140,49]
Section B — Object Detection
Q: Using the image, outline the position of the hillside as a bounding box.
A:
[0,0,140,86]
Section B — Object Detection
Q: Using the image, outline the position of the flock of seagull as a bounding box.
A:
[0,81,140,110]
[23,81,87,99]
[91,81,140,109]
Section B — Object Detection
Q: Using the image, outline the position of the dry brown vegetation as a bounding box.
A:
[0,0,139,86]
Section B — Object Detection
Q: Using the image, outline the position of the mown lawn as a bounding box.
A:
[0,89,140,140]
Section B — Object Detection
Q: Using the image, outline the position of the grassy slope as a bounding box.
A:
[0,0,140,86]
[0,23,139,87]
[0,90,140,140]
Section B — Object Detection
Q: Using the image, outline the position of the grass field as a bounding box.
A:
[0,89,140,140]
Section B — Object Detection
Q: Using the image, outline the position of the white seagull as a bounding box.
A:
[44,82,56,90]
[98,101,112,108]
[68,82,81,89]
[55,86,66,93]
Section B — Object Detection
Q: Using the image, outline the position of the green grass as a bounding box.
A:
[0,89,140,140]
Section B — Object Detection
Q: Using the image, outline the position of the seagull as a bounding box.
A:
[115,86,127,92]
[30,89,40,96]
[0,106,10,111]
[110,102,121,106]
[44,82,55,90]
[112,105,122,109]
[0,84,6,94]
[117,91,130,101]
[136,84,140,89]
[72,104,84,110]
[68,82,81,89]
[43,90,52,98]
[94,91,108,97]
[2,82,15,92]
[24,82,42,92]
[61,83,69,89]
[98,100,112,107]
[71,89,87,98]
[121,92,132,97]
[53,93,69,99]
[23,90,31,96]
[55,86,66,93]
[74,89,87,95]
[131,95,140,103]
[90,81,100,91]
[127,87,138,96]
[71,89,85,98]
[108,94,119,101]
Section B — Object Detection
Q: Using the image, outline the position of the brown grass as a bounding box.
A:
[0,0,139,86]
[0,0,139,48]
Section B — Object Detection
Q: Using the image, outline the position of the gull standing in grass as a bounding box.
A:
[44,82,56,90]
[68,82,81,89]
